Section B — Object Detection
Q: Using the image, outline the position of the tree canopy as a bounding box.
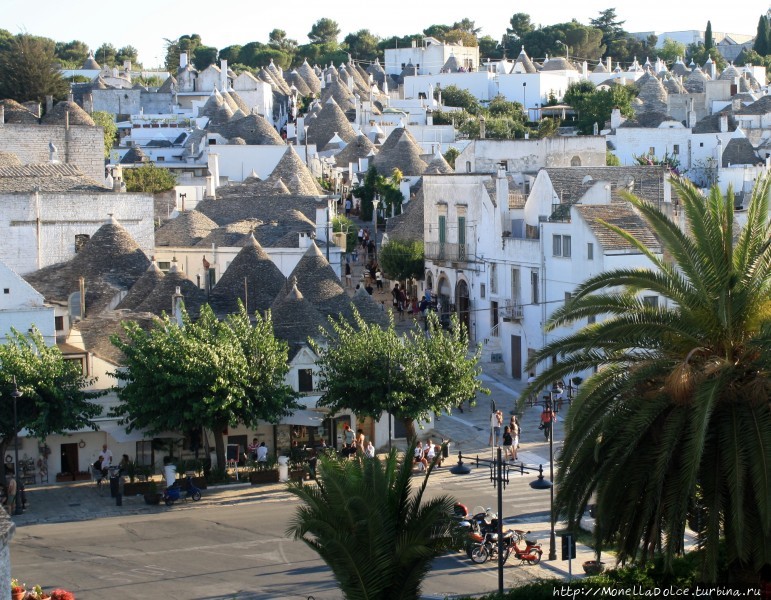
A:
[563,80,637,134]
[0,34,69,103]
[522,176,771,582]
[287,445,458,599]
[111,304,298,470]
[91,112,117,158]
[378,240,424,282]
[123,163,177,193]
[311,311,487,440]
[0,328,103,482]
[308,18,341,45]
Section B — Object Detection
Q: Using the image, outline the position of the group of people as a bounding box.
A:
[247,438,269,467]
[92,444,131,479]
[357,227,377,259]
[490,411,521,461]
[340,424,375,458]
[413,439,443,471]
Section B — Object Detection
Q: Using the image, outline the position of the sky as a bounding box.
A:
[5,0,768,68]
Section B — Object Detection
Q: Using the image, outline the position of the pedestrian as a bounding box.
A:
[375,269,383,290]
[344,197,352,217]
[509,416,520,460]
[357,227,364,247]
[342,423,355,447]
[489,409,503,446]
[345,262,352,288]
[356,428,366,452]
[540,404,556,441]
[98,443,113,476]
[364,441,375,458]
[256,442,268,468]
[502,426,514,461]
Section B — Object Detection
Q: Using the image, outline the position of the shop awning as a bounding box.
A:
[278,410,327,427]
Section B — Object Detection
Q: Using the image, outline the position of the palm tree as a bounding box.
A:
[523,177,771,583]
[286,447,457,599]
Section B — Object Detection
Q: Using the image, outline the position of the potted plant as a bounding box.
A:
[582,559,605,575]
[11,579,25,600]
[249,455,279,484]
[49,590,75,600]
[143,481,162,505]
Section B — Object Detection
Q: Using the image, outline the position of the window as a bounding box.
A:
[511,268,520,305]
[587,242,594,260]
[135,441,153,467]
[553,234,572,257]
[158,261,171,271]
[2,288,8,294]
[649,147,655,155]
[466,161,471,173]
[643,296,659,308]
[490,263,498,295]
[156,156,165,161]
[700,142,704,148]
[570,156,581,166]
[565,292,572,304]
[298,369,314,392]
[530,270,539,304]
[55,316,64,331]
[672,144,679,155]
[480,283,486,299]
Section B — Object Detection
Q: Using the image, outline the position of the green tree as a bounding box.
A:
[0,34,68,104]
[687,44,727,72]
[116,45,139,66]
[478,35,503,60]
[440,85,481,114]
[378,240,424,282]
[308,18,340,45]
[95,43,117,67]
[332,216,357,252]
[523,176,771,582]
[0,328,103,484]
[312,311,487,440]
[192,45,218,71]
[590,8,626,57]
[54,40,89,65]
[343,29,380,60]
[218,45,241,64]
[658,38,687,64]
[443,147,460,169]
[754,15,769,56]
[112,304,298,470]
[164,34,202,72]
[268,29,298,54]
[704,21,713,50]
[91,111,117,158]
[287,445,458,599]
[606,151,621,166]
[507,13,534,41]
[123,163,177,193]
[563,80,636,135]
[423,24,451,40]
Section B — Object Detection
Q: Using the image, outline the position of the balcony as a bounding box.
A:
[500,302,524,321]
[425,242,471,263]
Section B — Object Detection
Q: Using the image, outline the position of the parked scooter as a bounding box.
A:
[455,504,516,564]
[163,474,202,506]
[510,529,543,564]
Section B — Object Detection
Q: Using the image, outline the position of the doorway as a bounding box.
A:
[511,335,522,379]
[60,442,79,474]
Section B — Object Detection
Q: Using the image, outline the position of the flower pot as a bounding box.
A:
[249,470,279,484]
[582,560,605,575]
[12,588,25,600]
[143,492,162,505]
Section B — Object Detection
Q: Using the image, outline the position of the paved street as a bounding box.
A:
[9,364,591,599]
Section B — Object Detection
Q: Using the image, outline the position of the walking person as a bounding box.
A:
[540,404,556,441]
[502,426,514,461]
[509,415,520,460]
[345,262,352,288]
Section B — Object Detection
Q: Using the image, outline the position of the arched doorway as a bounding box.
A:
[425,271,433,294]
[437,276,451,322]
[455,279,470,334]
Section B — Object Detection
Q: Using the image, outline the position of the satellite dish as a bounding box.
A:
[582,175,593,185]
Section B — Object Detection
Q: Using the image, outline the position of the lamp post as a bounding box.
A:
[531,393,557,561]
[11,379,23,515]
[556,40,569,63]
[372,195,380,258]
[450,450,549,596]
[304,125,309,164]
[522,82,527,119]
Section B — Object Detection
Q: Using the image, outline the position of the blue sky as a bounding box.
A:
[5,0,766,67]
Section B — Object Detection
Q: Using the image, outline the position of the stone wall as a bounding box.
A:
[0,192,155,275]
[0,124,104,182]
[0,512,14,599]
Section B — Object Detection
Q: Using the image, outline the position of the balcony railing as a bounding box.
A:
[500,303,524,321]
[425,241,471,262]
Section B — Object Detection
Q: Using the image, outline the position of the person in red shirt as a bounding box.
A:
[540,404,556,441]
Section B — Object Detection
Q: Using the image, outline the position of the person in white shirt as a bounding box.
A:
[425,439,436,466]
[98,444,113,475]
[365,441,375,458]
[162,457,177,487]
[256,442,268,468]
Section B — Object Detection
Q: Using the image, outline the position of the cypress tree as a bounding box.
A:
[754,15,768,56]
[704,21,713,50]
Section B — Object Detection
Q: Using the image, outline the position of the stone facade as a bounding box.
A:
[0,124,104,182]
[0,192,155,275]
[0,512,14,600]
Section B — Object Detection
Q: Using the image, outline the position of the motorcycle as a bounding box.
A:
[162,474,203,506]
[455,504,516,565]
[510,529,543,564]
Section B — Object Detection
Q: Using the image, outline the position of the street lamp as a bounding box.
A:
[10,378,23,515]
[386,356,404,451]
[372,194,380,257]
[530,393,557,561]
[522,82,527,118]
[450,450,549,596]
[304,125,310,164]
[556,40,569,63]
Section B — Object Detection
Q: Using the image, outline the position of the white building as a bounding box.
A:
[422,165,669,379]
[385,37,479,76]
[0,259,55,344]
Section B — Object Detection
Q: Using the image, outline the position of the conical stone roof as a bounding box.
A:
[635,75,668,114]
[284,70,312,97]
[306,97,357,151]
[210,235,286,315]
[227,89,251,114]
[134,267,206,317]
[297,59,321,95]
[198,90,234,126]
[24,218,150,314]
[442,54,461,73]
[270,279,328,347]
[120,146,150,164]
[424,152,454,174]
[372,127,428,176]
[220,90,239,113]
[42,100,95,126]
[0,100,37,124]
[82,51,100,70]
[334,133,377,167]
[158,75,176,93]
[155,210,219,247]
[351,285,389,327]
[685,68,709,93]
[267,146,324,195]
[288,243,351,320]
[0,151,22,167]
[515,47,537,74]
[117,263,165,310]
[320,79,356,113]
[212,113,283,145]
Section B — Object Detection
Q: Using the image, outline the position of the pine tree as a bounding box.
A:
[704,21,713,50]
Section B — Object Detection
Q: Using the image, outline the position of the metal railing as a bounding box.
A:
[425,241,471,262]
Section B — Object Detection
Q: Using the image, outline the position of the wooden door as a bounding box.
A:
[60,442,79,474]
[511,335,522,380]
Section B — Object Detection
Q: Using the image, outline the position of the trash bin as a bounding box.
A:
[277,456,289,482]
[109,475,120,498]
[442,440,450,459]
